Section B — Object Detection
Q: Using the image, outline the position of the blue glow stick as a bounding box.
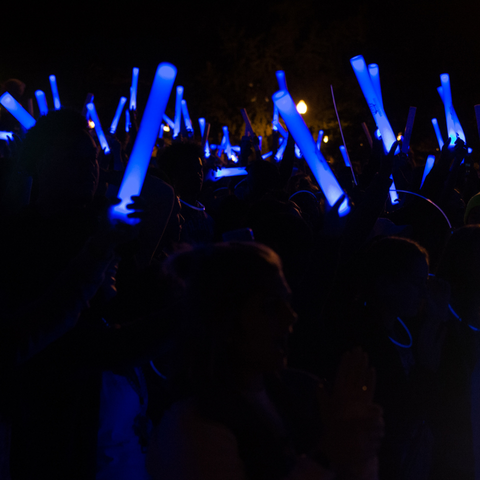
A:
[368,64,384,111]
[295,144,302,158]
[86,103,110,154]
[199,118,211,157]
[0,93,36,129]
[0,131,13,141]
[351,56,396,153]
[431,118,444,150]
[110,97,127,134]
[316,130,324,150]
[163,114,174,129]
[125,109,131,132]
[231,146,241,152]
[276,70,287,91]
[181,99,193,132]
[401,107,416,154]
[274,134,288,161]
[389,175,399,204]
[276,122,288,138]
[438,86,463,143]
[420,155,435,189]
[223,126,232,159]
[111,63,177,224]
[273,105,279,127]
[468,147,473,155]
[49,75,61,110]
[158,123,165,138]
[258,135,262,151]
[440,73,465,143]
[35,90,48,116]
[273,89,350,216]
[214,167,247,179]
[174,86,183,137]
[339,146,351,167]
[130,68,139,110]
[82,93,94,119]
[262,152,273,159]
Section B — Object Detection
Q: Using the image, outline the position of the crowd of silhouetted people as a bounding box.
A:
[2,75,480,480]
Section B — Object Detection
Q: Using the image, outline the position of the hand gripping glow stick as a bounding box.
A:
[276,71,288,91]
[49,75,61,110]
[420,155,435,189]
[368,64,384,112]
[339,146,351,167]
[111,63,177,223]
[440,74,465,143]
[273,89,350,216]
[350,56,396,153]
[130,68,139,110]
[110,97,127,134]
[181,100,193,132]
[316,130,324,150]
[0,93,36,129]
[401,107,416,154]
[213,166,247,179]
[431,118,444,150]
[0,131,13,141]
[438,85,464,144]
[86,103,110,154]
[35,90,48,116]
[173,86,183,137]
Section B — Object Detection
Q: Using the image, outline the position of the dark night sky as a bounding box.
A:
[2,0,480,152]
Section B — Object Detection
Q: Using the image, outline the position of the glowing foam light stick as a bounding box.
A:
[273,105,279,127]
[49,75,61,110]
[130,68,139,110]
[0,131,13,141]
[368,64,384,111]
[110,97,127,134]
[316,130,324,150]
[273,89,350,216]
[86,103,110,154]
[0,93,36,129]
[181,100,193,132]
[163,114,174,129]
[350,55,396,153]
[213,167,247,179]
[389,175,399,204]
[339,146,351,167]
[262,152,272,159]
[431,118,444,150]
[440,73,465,143]
[174,86,183,137]
[125,109,131,132]
[111,63,176,223]
[199,118,211,157]
[401,107,416,154]
[420,155,435,189]
[35,90,48,116]
[274,135,288,161]
[222,126,232,159]
[276,70,287,91]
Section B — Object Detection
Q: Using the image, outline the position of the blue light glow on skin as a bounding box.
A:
[35,90,48,116]
[174,86,183,137]
[0,93,36,129]
[111,63,177,224]
[367,64,384,111]
[181,99,193,132]
[339,145,351,167]
[276,70,287,91]
[273,89,350,216]
[316,130,324,150]
[49,75,61,110]
[130,68,139,110]
[401,107,416,154]
[420,155,435,189]
[213,167,247,179]
[389,174,399,204]
[0,131,13,140]
[86,103,110,154]
[431,118,444,150]
[351,56,396,153]
[440,74,465,143]
[110,97,127,134]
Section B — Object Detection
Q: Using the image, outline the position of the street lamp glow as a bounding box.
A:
[323,135,329,143]
[296,100,307,114]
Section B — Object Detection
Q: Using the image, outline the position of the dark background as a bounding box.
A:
[2,0,479,161]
